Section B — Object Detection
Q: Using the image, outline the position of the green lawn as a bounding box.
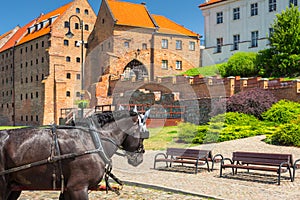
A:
[144,126,197,150]
[0,126,25,130]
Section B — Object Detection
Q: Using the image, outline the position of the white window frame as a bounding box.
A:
[162,60,168,69]
[176,40,182,50]
[162,39,168,49]
[290,0,298,6]
[216,12,223,24]
[269,0,276,12]
[176,61,182,70]
[233,34,240,50]
[251,31,259,47]
[189,41,195,51]
[233,7,240,20]
[216,38,223,53]
[251,3,258,16]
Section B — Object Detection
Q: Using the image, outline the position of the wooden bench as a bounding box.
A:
[153,148,222,174]
[220,151,294,185]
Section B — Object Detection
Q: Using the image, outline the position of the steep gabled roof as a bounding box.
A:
[199,0,226,8]
[0,2,72,52]
[153,15,199,37]
[106,0,199,37]
[0,22,34,52]
[19,2,72,44]
[107,0,156,28]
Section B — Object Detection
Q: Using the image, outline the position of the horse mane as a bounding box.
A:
[93,110,138,127]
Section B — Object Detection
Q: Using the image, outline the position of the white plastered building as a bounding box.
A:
[200,0,298,66]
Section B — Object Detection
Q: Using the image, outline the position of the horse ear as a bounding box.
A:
[133,105,138,113]
[118,105,124,110]
[143,109,151,121]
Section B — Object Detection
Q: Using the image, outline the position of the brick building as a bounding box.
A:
[0,0,96,125]
[85,0,201,106]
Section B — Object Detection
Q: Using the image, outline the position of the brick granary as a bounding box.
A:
[0,0,96,125]
[85,0,201,106]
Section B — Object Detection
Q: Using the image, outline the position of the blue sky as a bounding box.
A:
[0,0,204,37]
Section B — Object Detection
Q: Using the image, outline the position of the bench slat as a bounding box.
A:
[220,151,293,185]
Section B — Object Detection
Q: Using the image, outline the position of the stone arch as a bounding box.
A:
[123,59,148,81]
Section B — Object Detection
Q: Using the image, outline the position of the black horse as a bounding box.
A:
[0,109,150,200]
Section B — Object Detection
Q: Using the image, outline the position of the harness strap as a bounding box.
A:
[88,119,112,165]
[50,125,65,193]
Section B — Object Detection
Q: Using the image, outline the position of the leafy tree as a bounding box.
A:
[221,52,258,77]
[257,5,300,77]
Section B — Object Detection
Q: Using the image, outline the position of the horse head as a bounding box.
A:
[121,109,150,166]
[91,107,150,167]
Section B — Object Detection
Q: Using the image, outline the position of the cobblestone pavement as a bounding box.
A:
[18,135,300,199]
[19,185,205,200]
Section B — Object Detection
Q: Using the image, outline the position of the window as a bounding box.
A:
[84,9,89,15]
[76,92,81,97]
[77,74,80,80]
[64,39,69,46]
[142,43,147,50]
[269,0,276,12]
[66,73,71,79]
[162,60,168,69]
[216,38,223,53]
[290,0,298,6]
[251,3,258,16]
[36,43,38,49]
[189,41,195,51]
[75,23,79,29]
[76,57,80,63]
[66,56,71,62]
[42,41,44,47]
[176,61,182,70]
[64,21,69,28]
[216,12,223,24]
[251,31,259,47]
[233,7,240,20]
[233,34,240,50]
[76,8,80,13]
[176,40,182,50]
[66,91,71,97]
[162,39,168,49]
[269,28,274,38]
[84,24,89,31]
[36,92,38,98]
[124,41,129,48]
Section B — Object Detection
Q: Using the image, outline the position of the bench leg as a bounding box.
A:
[220,166,223,177]
[206,161,210,172]
[293,168,296,182]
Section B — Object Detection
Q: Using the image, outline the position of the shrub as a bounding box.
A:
[210,112,260,125]
[227,88,278,119]
[270,123,300,146]
[220,52,258,77]
[177,122,203,143]
[262,100,300,124]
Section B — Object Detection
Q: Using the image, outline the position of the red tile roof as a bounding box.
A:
[107,0,156,28]
[199,0,225,8]
[0,2,72,52]
[107,0,199,37]
[19,2,72,44]
[153,15,198,37]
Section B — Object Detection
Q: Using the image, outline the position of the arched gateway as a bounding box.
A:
[123,59,148,81]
